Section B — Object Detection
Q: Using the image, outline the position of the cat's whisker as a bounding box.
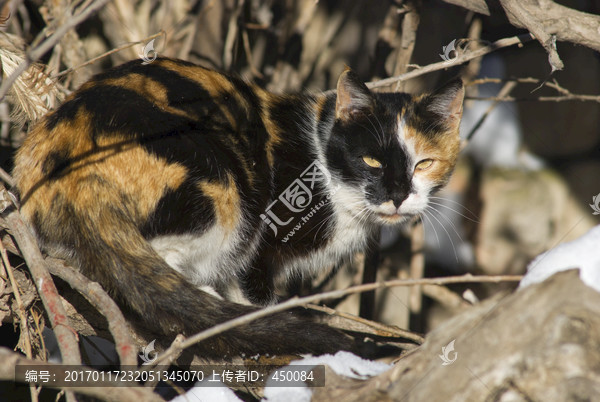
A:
[364,113,385,148]
[351,204,375,228]
[358,120,384,148]
[428,196,479,222]
[422,207,459,263]
[371,113,390,148]
[314,215,336,241]
[300,214,334,243]
[426,205,465,244]
[419,211,441,249]
[427,201,479,224]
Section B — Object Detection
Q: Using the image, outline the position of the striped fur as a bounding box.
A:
[13,58,463,358]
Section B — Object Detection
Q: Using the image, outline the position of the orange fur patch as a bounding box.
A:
[101,74,195,121]
[400,114,460,184]
[157,59,247,131]
[15,109,188,224]
[198,173,241,232]
[254,89,282,168]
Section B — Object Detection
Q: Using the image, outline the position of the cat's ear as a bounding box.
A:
[336,67,375,120]
[421,78,464,131]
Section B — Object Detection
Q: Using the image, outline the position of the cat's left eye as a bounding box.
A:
[362,156,383,169]
[415,159,434,171]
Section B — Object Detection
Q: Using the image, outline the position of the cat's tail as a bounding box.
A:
[22,196,353,358]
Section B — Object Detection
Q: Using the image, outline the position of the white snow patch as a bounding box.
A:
[262,351,392,402]
[169,352,391,402]
[170,376,242,402]
[519,225,600,293]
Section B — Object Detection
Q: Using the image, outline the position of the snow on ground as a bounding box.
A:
[171,351,391,402]
[170,375,242,402]
[520,224,600,293]
[263,351,391,402]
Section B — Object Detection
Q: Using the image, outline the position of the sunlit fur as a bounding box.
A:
[13,58,463,358]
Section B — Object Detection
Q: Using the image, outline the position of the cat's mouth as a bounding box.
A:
[376,211,406,224]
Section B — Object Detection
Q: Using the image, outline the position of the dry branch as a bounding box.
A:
[315,271,600,401]
[466,77,600,103]
[0,0,111,101]
[0,235,38,401]
[409,221,425,314]
[52,31,167,79]
[464,80,517,142]
[45,258,138,367]
[441,0,600,53]
[0,189,137,367]
[392,0,420,91]
[151,273,522,365]
[307,303,425,344]
[367,34,533,89]
[441,0,600,71]
[499,0,563,71]
[2,195,81,366]
[440,0,490,15]
[467,94,600,103]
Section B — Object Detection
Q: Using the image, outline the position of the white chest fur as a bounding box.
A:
[149,181,373,303]
[277,183,373,285]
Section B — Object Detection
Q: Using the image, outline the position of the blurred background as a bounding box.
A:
[0,0,599,335]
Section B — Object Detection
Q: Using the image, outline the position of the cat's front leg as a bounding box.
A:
[240,255,278,305]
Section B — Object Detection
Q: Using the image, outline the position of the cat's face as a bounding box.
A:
[326,69,464,225]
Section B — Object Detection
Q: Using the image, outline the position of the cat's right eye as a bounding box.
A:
[362,156,383,169]
[415,159,434,171]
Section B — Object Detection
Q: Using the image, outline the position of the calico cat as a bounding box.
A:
[12,58,463,358]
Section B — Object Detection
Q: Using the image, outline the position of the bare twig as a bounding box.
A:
[466,77,600,103]
[1,217,137,367]
[392,0,420,91]
[499,0,563,72]
[52,31,167,79]
[360,231,380,320]
[440,0,600,57]
[152,273,522,365]
[421,284,471,309]
[367,34,533,89]
[0,0,111,101]
[45,258,138,367]
[241,28,263,79]
[467,94,600,103]
[306,303,424,344]
[465,81,517,142]
[0,240,32,357]
[3,202,81,366]
[463,15,483,87]
[0,238,38,401]
[439,0,490,15]
[409,221,425,314]
[143,334,185,387]
[223,0,245,70]
[0,167,14,187]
